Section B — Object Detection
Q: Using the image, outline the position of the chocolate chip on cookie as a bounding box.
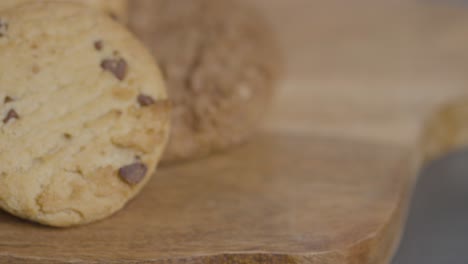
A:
[3,109,19,124]
[63,133,72,140]
[137,94,155,106]
[118,163,148,185]
[94,40,103,51]
[4,96,13,103]
[108,12,118,21]
[0,19,8,37]
[101,58,127,81]
[32,64,40,74]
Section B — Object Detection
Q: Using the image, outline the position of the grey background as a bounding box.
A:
[392,150,468,264]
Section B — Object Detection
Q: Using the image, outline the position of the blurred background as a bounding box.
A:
[252,1,468,263]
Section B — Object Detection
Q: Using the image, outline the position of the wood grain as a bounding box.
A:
[261,0,468,148]
[0,133,411,263]
[2,1,468,263]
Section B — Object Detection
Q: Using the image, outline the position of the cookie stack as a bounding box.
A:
[0,0,280,227]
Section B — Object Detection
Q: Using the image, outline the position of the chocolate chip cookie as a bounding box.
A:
[0,2,169,226]
[0,0,128,22]
[129,0,281,163]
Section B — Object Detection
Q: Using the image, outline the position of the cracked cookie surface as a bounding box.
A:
[129,0,281,163]
[0,2,169,227]
[0,0,128,22]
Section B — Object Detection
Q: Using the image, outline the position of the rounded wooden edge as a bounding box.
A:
[0,160,415,264]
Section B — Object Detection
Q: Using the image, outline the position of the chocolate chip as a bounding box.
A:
[108,12,118,21]
[137,94,155,106]
[101,58,127,81]
[32,65,40,74]
[4,96,13,103]
[94,40,103,51]
[3,109,19,124]
[63,133,72,139]
[118,163,147,185]
[0,19,8,37]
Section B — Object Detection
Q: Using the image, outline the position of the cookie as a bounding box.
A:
[129,0,281,163]
[0,0,128,22]
[0,2,169,227]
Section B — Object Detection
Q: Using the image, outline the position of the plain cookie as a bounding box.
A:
[129,0,281,163]
[0,0,128,22]
[0,2,169,227]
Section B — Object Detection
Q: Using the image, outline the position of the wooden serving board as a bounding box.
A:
[2,1,468,263]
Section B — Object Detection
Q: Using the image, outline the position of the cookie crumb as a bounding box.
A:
[137,94,155,106]
[94,40,103,51]
[3,109,19,124]
[118,162,147,185]
[4,96,13,103]
[101,58,127,81]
